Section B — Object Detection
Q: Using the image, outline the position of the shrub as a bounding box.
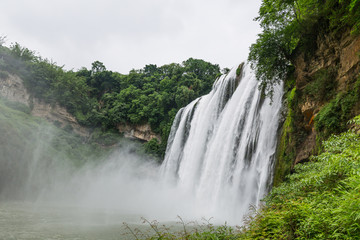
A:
[315,91,358,137]
[240,115,360,239]
[304,68,337,102]
[2,99,31,114]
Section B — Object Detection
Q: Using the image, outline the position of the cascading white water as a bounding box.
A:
[161,63,283,223]
[0,63,283,239]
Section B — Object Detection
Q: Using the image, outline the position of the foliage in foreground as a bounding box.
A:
[124,116,360,239]
[241,116,360,239]
[122,217,240,240]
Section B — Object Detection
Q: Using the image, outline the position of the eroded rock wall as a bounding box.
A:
[0,72,161,142]
[117,123,161,142]
[293,30,360,164]
[274,29,360,186]
[31,99,90,137]
[0,73,30,106]
[0,73,89,137]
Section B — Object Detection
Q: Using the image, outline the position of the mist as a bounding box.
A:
[0,66,283,231]
[0,123,205,225]
[0,61,285,240]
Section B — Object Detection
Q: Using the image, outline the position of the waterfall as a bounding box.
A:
[0,62,283,228]
[161,63,283,223]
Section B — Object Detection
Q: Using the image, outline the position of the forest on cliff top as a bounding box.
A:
[0,42,222,157]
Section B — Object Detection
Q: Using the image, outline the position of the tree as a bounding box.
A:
[249,0,360,98]
[175,86,195,108]
[10,42,37,62]
[248,28,296,97]
[91,60,106,74]
[0,36,6,46]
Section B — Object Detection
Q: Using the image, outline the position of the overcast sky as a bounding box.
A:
[0,0,262,74]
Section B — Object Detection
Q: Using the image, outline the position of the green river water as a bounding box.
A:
[0,202,178,240]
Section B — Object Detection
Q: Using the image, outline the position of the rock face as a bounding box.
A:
[117,123,161,142]
[31,99,90,137]
[0,73,30,106]
[0,73,89,137]
[293,29,360,164]
[0,72,160,142]
[295,29,360,91]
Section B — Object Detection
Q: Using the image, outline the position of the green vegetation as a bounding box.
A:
[240,116,360,239]
[273,87,297,186]
[1,97,31,114]
[0,97,159,199]
[0,43,221,157]
[248,0,360,187]
[315,75,360,139]
[304,67,338,102]
[0,98,110,167]
[0,98,114,198]
[123,217,239,240]
[135,116,360,239]
[248,0,360,98]
[246,1,360,236]
[1,0,359,236]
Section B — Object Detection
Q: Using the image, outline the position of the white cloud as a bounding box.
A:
[0,0,262,73]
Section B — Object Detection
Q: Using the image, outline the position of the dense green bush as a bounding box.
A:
[240,116,360,239]
[315,78,360,138]
[125,120,360,239]
[143,138,162,159]
[304,68,337,102]
[141,115,359,240]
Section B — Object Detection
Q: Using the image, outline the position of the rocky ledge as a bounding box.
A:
[0,72,89,137]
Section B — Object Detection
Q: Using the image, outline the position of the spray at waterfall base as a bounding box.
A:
[0,63,283,225]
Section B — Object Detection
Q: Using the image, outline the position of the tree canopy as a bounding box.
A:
[0,44,221,157]
[249,0,360,97]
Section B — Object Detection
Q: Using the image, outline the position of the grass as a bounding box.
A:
[122,217,240,240]
[238,115,360,239]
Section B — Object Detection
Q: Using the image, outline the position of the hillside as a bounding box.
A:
[0,97,114,199]
[0,44,222,157]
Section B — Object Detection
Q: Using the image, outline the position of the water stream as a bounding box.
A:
[0,63,283,238]
[161,63,283,223]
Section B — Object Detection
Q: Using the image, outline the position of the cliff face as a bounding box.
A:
[0,73,30,106]
[0,73,89,137]
[294,30,360,164]
[274,29,360,186]
[117,123,161,142]
[31,99,90,137]
[295,30,360,91]
[0,72,160,142]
